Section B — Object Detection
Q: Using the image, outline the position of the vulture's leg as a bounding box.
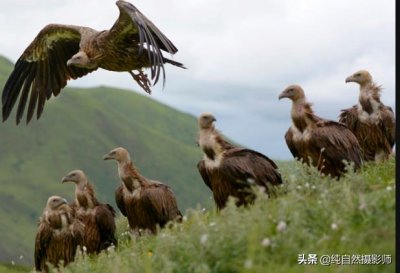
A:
[129,70,152,94]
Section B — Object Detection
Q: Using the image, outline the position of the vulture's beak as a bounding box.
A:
[212,117,216,122]
[278,91,287,100]
[61,175,71,183]
[61,198,68,205]
[345,75,354,83]
[103,153,113,160]
[66,59,73,66]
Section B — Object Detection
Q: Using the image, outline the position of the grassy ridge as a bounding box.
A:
[0,56,211,265]
[42,157,395,273]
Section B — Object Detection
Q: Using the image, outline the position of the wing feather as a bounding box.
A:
[107,1,179,86]
[115,185,127,216]
[2,24,95,124]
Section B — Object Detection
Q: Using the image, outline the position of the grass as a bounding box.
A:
[30,157,394,273]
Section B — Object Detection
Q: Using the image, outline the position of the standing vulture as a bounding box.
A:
[61,170,117,254]
[197,113,282,210]
[339,70,395,162]
[103,147,182,235]
[2,0,185,124]
[279,85,363,178]
[34,195,84,272]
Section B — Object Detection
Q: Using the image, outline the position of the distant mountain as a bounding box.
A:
[0,55,212,265]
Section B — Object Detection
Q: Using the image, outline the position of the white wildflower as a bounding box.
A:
[247,178,255,184]
[305,182,310,188]
[331,223,338,230]
[276,221,287,232]
[209,222,216,227]
[19,255,23,260]
[11,260,15,266]
[244,259,253,269]
[182,216,188,222]
[261,238,271,247]
[359,202,366,210]
[201,208,206,213]
[296,185,302,190]
[386,186,392,191]
[82,246,87,253]
[200,234,208,245]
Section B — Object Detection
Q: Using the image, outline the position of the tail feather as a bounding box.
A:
[163,57,186,69]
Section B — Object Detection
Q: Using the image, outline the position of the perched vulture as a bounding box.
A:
[34,195,84,272]
[2,0,185,124]
[61,170,117,254]
[339,70,395,162]
[279,85,363,178]
[103,147,182,235]
[197,113,282,210]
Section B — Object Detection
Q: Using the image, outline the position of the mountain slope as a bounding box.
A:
[0,55,211,265]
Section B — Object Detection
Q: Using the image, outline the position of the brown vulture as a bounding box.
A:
[196,113,282,210]
[2,0,185,124]
[34,195,84,272]
[103,147,182,235]
[279,85,363,178]
[339,70,395,162]
[61,170,117,254]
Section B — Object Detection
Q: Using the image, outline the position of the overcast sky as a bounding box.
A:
[0,0,395,160]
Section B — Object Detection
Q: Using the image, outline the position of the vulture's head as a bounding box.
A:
[67,51,97,69]
[103,147,131,163]
[61,170,87,185]
[46,196,68,211]
[199,112,216,129]
[278,85,305,102]
[345,70,372,86]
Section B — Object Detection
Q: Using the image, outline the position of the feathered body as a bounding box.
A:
[279,85,362,178]
[197,113,282,210]
[104,147,182,235]
[34,196,84,272]
[62,170,117,254]
[339,70,395,161]
[2,0,185,124]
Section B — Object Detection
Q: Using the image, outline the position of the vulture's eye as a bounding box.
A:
[355,73,361,77]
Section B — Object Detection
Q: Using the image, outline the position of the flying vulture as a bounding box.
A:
[34,195,84,272]
[103,147,182,235]
[339,70,395,162]
[279,85,363,178]
[2,0,185,124]
[197,113,282,210]
[61,170,117,254]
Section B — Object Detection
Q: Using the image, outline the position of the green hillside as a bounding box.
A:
[0,56,211,265]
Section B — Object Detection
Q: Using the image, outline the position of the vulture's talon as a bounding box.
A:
[129,71,152,94]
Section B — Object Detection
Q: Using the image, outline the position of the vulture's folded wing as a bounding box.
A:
[381,105,396,148]
[34,222,53,271]
[2,24,95,124]
[221,148,282,188]
[115,184,128,217]
[107,0,179,85]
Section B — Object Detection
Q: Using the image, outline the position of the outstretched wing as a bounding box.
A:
[107,0,179,85]
[2,24,96,124]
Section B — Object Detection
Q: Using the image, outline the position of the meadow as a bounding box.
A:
[8,157,392,273]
